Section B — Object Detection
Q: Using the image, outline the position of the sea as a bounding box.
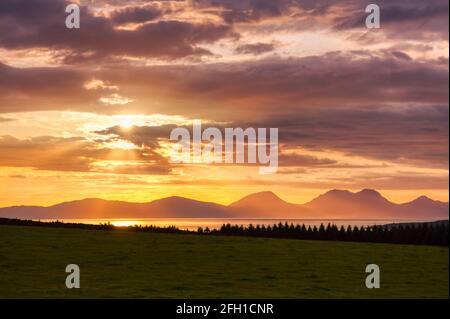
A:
[37,218,428,231]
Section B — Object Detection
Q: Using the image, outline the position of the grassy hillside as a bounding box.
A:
[0,225,448,298]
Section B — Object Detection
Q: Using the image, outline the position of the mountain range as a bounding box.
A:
[0,189,448,220]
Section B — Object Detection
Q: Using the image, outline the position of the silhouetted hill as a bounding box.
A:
[147,196,231,218]
[399,196,449,218]
[0,197,232,219]
[229,191,312,218]
[304,189,448,219]
[0,189,448,220]
[304,189,394,218]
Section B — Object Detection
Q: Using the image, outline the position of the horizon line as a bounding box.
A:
[1,188,448,209]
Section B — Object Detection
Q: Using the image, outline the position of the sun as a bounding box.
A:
[118,115,134,129]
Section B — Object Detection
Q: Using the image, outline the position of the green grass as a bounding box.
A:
[0,225,448,298]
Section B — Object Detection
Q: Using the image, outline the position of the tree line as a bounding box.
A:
[1,217,448,246]
[202,222,449,246]
[0,217,115,230]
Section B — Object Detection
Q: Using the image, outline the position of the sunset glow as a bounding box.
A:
[0,0,448,210]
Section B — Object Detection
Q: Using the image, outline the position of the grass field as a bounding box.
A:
[0,225,448,298]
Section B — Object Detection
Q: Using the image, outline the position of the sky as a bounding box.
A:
[0,0,448,207]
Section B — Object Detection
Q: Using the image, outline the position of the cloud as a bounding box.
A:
[99,93,134,105]
[7,174,27,179]
[96,102,449,170]
[0,63,128,113]
[105,51,447,119]
[192,0,448,42]
[0,0,448,65]
[84,79,118,91]
[97,124,178,149]
[333,0,449,41]
[151,173,449,191]
[0,61,94,113]
[0,0,236,62]
[235,42,275,55]
[1,52,448,123]
[194,0,290,23]
[0,0,447,201]
[277,153,337,167]
[0,117,14,123]
[96,124,340,169]
[251,105,449,169]
[0,135,171,175]
[110,4,166,25]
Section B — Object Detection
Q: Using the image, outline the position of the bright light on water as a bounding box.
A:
[37,218,425,231]
[109,220,142,227]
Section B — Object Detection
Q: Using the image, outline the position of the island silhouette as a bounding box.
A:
[0,189,447,220]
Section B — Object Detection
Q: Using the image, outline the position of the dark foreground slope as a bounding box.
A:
[0,225,448,298]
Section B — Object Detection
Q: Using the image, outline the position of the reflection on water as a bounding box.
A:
[37,218,426,231]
